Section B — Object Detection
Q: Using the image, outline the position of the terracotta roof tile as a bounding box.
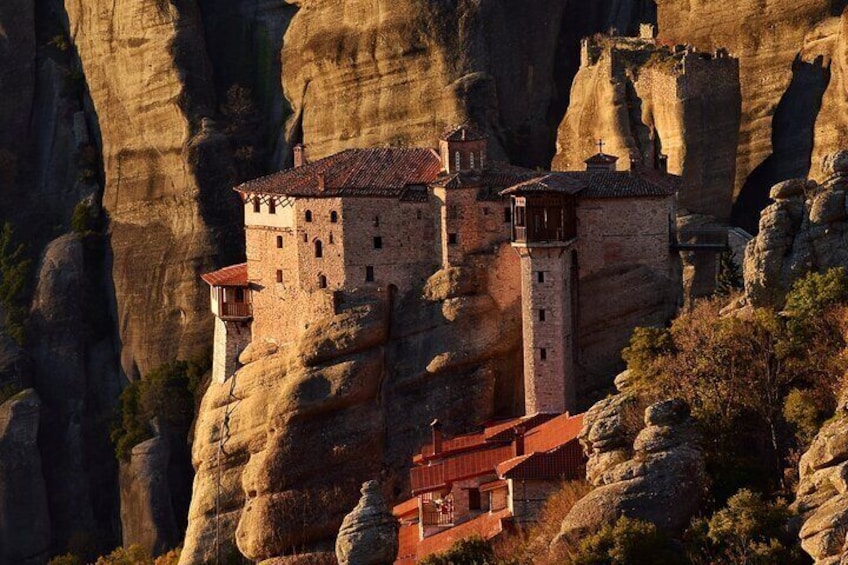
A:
[496,441,585,480]
[585,152,620,165]
[234,148,442,199]
[410,445,512,494]
[200,263,248,287]
[416,509,511,561]
[500,174,584,196]
[524,412,584,453]
[499,170,679,199]
[440,124,487,142]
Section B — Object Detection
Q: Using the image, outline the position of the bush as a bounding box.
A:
[48,554,82,565]
[715,250,743,297]
[71,201,101,234]
[94,545,153,565]
[111,354,210,460]
[621,326,672,381]
[0,222,31,344]
[419,537,497,565]
[685,489,806,565]
[783,388,828,448]
[574,516,681,565]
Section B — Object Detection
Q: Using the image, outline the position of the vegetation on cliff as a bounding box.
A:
[0,222,31,345]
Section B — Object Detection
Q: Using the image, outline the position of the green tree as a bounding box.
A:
[715,249,743,297]
[575,516,682,565]
[0,222,31,344]
[419,537,497,565]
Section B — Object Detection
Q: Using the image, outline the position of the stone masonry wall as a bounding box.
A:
[518,244,577,414]
[212,317,251,384]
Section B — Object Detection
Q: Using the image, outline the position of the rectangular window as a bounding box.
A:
[268,200,276,214]
[448,233,458,245]
[483,207,489,216]
[504,207,512,223]
[539,309,546,322]
[252,197,261,213]
[540,348,547,361]
[468,489,481,511]
[373,236,383,249]
[276,235,283,249]
[537,271,545,283]
[365,266,375,282]
[276,270,283,284]
[447,205,459,220]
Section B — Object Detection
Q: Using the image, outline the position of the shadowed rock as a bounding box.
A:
[335,481,398,565]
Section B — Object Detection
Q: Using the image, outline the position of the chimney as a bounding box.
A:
[657,154,668,173]
[630,155,641,171]
[317,173,326,192]
[512,426,525,457]
[293,144,306,168]
[430,419,443,455]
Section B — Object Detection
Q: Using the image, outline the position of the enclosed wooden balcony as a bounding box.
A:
[201,263,253,321]
[511,195,576,245]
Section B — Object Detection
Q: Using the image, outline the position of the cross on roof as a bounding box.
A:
[596,139,605,154]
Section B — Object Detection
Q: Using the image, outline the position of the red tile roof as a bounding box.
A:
[585,152,620,166]
[411,444,513,494]
[415,509,511,562]
[524,412,584,453]
[200,263,248,287]
[393,498,419,519]
[234,148,442,199]
[496,440,585,480]
[499,170,679,199]
[500,173,585,196]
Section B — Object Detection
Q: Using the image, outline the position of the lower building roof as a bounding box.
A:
[200,263,249,287]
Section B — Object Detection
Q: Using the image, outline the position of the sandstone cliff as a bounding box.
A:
[810,11,848,182]
[655,0,844,230]
[181,263,523,563]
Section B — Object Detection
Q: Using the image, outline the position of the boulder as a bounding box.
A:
[770,178,810,200]
[335,481,398,565]
[556,398,705,544]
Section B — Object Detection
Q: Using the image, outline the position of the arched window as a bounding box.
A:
[314,239,323,258]
[318,275,327,289]
[329,233,334,244]
[252,196,261,213]
[470,152,475,169]
[455,151,461,171]
[276,235,283,248]
[268,199,276,214]
[330,211,338,223]
[305,210,313,222]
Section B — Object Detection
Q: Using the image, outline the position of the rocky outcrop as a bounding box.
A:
[181,258,523,564]
[810,11,848,182]
[553,37,741,222]
[0,389,50,565]
[335,481,398,565]
[655,0,842,230]
[743,150,848,307]
[793,395,848,564]
[0,0,35,180]
[556,395,706,543]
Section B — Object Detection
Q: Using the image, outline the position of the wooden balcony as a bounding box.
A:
[219,301,253,320]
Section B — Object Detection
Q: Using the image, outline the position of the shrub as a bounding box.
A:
[0,382,23,405]
[111,354,211,460]
[419,536,497,565]
[71,201,101,234]
[0,222,31,344]
[153,547,181,565]
[621,326,672,382]
[574,516,681,565]
[48,554,82,565]
[783,388,828,448]
[685,489,806,565]
[94,545,153,565]
[715,250,743,297]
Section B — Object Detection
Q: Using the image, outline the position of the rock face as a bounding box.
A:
[282,0,649,167]
[0,389,50,565]
[743,150,848,307]
[181,261,523,563]
[335,481,398,565]
[655,0,842,230]
[810,11,848,182]
[556,393,706,542]
[793,396,848,564]
[553,37,741,222]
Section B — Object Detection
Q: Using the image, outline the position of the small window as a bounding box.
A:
[504,207,512,223]
[318,275,327,289]
[365,266,375,282]
[483,207,489,216]
[455,151,460,171]
[268,199,276,214]
[540,348,547,361]
[416,209,423,220]
[252,197,261,213]
[373,215,380,227]
[448,233,458,245]
[329,233,334,244]
[470,152,475,169]
[373,236,383,249]
[537,271,545,283]
[447,205,458,220]
[305,210,313,222]
[276,270,283,284]
[314,240,323,258]
[330,211,338,223]
[302,233,308,242]
[468,489,481,511]
[539,309,546,322]
[276,235,283,248]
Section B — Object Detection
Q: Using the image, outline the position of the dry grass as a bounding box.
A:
[492,481,592,564]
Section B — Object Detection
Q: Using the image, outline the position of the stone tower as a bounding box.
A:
[503,175,583,415]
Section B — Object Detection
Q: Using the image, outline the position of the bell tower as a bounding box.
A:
[439,125,487,173]
[502,175,582,415]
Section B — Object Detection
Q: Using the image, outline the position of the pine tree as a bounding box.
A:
[715,249,743,297]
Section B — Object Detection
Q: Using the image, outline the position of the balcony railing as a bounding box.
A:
[220,302,253,319]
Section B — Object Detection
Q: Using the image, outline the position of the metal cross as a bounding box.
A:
[596,139,605,154]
